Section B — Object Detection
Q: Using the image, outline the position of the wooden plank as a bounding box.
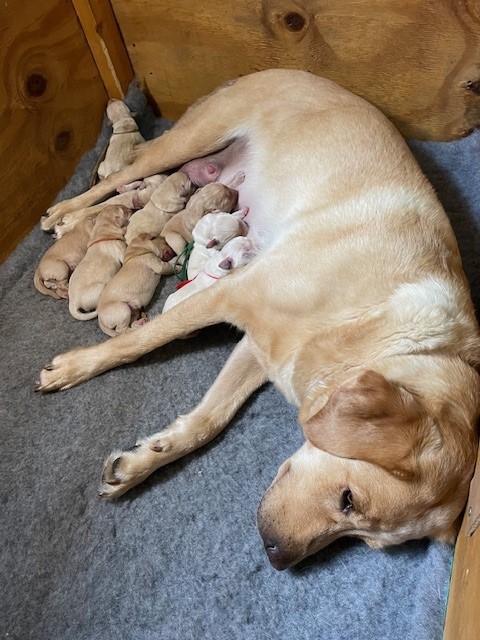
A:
[110,0,480,140]
[0,0,108,263]
[444,445,480,640]
[70,0,134,98]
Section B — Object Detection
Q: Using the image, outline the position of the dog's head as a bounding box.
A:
[257,361,479,570]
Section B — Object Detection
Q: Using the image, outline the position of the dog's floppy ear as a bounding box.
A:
[303,370,426,477]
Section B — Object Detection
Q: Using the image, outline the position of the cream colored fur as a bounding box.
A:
[187,208,248,279]
[52,174,167,238]
[34,217,95,299]
[97,100,144,180]
[163,237,255,312]
[38,70,480,568]
[124,172,194,245]
[68,205,131,320]
[97,233,175,336]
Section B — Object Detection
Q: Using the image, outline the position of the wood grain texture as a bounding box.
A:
[0,0,108,263]
[71,0,134,97]
[443,445,480,640]
[110,0,480,140]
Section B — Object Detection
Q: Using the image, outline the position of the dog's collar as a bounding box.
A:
[175,271,219,291]
[88,236,124,249]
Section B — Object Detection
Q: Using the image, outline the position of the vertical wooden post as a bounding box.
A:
[70,0,134,98]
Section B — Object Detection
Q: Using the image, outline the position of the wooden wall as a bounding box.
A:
[110,0,480,141]
[0,0,109,262]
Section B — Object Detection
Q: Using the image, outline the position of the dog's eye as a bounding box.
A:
[340,488,354,514]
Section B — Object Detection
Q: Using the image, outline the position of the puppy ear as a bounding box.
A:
[303,370,426,477]
[114,215,128,228]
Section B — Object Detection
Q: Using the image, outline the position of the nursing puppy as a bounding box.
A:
[34,217,95,299]
[163,237,255,313]
[52,175,167,238]
[125,172,194,245]
[161,179,242,256]
[97,100,144,180]
[38,70,480,570]
[187,208,249,279]
[68,205,131,320]
[97,233,175,336]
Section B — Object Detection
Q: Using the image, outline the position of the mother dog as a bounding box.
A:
[38,70,480,570]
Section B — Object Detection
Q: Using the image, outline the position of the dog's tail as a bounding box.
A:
[34,269,61,300]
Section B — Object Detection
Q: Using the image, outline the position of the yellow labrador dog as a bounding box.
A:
[37,70,480,570]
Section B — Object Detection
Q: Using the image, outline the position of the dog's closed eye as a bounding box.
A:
[340,488,354,514]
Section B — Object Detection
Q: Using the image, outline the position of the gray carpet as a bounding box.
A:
[2,83,479,640]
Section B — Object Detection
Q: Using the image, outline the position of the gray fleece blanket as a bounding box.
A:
[1,83,479,640]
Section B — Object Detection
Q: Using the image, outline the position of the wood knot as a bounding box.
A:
[283,11,306,31]
[54,130,71,153]
[25,73,47,97]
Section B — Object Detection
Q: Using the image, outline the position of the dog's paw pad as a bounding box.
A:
[149,440,163,452]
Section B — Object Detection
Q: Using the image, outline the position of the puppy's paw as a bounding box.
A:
[99,436,173,498]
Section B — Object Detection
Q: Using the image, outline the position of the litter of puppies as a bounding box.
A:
[34,100,256,336]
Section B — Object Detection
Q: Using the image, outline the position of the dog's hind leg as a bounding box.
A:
[99,335,268,498]
[42,76,254,229]
[36,274,243,392]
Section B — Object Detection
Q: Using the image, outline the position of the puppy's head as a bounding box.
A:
[257,360,479,570]
[125,233,175,262]
[93,205,132,237]
[106,100,136,131]
[156,172,195,213]
[193,212,243,249]
[189,183,238,216]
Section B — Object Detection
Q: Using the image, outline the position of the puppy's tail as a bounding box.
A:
[69,305,98,321]
[98,301,137,336]
[34,269,61,300]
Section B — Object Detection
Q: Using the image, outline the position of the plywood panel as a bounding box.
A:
[0,0,108,263]
[443,445,480,640]
[110,0,480,140]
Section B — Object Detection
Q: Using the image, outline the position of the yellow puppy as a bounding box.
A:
[68,205,131,320]
[97,233,176,336]
[34,217,95,299]
[125,172,194,244]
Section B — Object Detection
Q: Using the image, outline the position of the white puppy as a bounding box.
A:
[188,207,249,279]
[163,236,255,313]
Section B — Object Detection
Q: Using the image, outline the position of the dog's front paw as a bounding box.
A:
[35,347,99,392]
[41,199,81,231]
[99,434,174,498]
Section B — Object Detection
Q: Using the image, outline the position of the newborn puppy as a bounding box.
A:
[188,207,249,280]
[97,233,175,336]
[34,217,95,299]
[97,100,144,180]
[163,237,256,313]
[68,205,131,320]
[162,177,243,257]
[125,172,194,244]
[53,175,167,238]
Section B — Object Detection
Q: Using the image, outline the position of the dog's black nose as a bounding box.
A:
[264,540,289,570]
